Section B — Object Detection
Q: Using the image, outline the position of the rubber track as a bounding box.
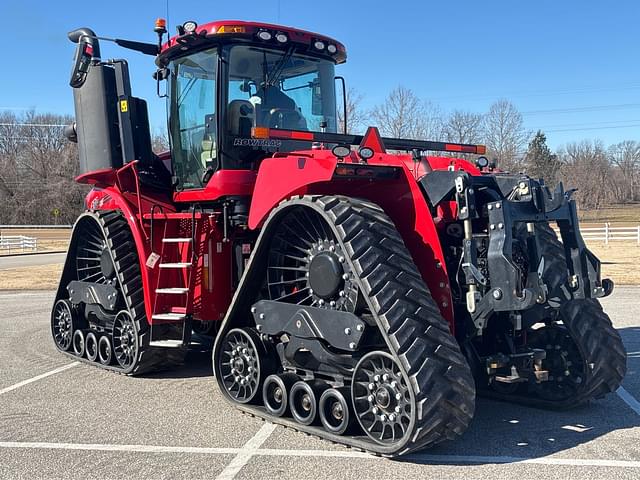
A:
[215,195,476,456]
[483,223,626,408]
[54,210,185,375]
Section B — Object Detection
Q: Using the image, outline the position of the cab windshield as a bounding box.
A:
[227,45,337,134]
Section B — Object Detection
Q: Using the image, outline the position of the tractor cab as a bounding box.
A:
[156,21,346,192]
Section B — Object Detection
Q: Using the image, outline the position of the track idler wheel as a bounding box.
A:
[112,311,139,369]
[319,387,354,435]
[263,373,298,417]
[352,351,414,446]
[85,332,98,362]
[219,328,272,404]
[52,299,74,351]
[290,380,328,426]
[72,330,85,357]
[98,336,112,365]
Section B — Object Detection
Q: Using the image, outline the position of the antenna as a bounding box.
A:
[166,0,170,32]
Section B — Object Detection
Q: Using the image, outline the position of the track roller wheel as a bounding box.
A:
[85,332,98,362]
[290,380,328,426]
[98,336,112,365]
[72,330,85,357]
[263,373,298,417]
[319,387,353,435]
[219,328,271,404]
[52,299,74,351]
[112,311,139,369]
[352,351,413,446]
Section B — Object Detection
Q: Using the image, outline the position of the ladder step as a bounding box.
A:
[156,287,189,294]
[159,262,192,268]
[162,238,193,243]
[149,339,185,348]
[152,313,186,321]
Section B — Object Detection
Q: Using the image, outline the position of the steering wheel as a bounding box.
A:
[264,108,307,130]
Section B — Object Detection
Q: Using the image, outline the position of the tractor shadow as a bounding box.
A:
[401,325,640,465]
[146,326,640,462]
[146,337,214,379]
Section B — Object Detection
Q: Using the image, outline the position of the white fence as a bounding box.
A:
[0,235,38,252]
[553,224,640,245]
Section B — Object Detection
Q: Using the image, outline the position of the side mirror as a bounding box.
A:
[311,79,323,116]
[153,68,169,98]
[68,28,100,88]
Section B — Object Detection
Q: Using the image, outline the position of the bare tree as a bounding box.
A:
[151,129,170,154]
[371,86,442,140]
[607,140,640,203]
[337,87,366,135]
[0,110,86,225]
[484,100,529,171]
[559,140,612,211]
[442,110,484,144]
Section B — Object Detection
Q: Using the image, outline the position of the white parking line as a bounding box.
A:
[617,386,640,416]
[0,362,79,396]
[215,423,277,480]
[405,454,640,468]
[1,441,640,469]
[0,441,238,455]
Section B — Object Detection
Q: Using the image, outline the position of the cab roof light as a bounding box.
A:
[182,21,198,33]
[327,44,337,54]
[313,40,326,50]
[275,32,288,43]
[257,29,272,41]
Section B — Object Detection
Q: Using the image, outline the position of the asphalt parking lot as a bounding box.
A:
[1,288,639,479]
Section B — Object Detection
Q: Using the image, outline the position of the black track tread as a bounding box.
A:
[533,224,626,405]
[218,195,476,456]
[54,210,185,375]
[486,223,626,408]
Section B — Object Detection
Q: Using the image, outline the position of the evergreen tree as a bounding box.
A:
[525,131,561,185]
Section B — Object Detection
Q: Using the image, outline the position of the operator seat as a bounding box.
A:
[228,99,255,137]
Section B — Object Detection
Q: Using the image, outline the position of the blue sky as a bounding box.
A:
[2,0,640,149]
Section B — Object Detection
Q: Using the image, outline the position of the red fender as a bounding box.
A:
[248,154,337,229]
[247,153,455,328]
[85,186,156,321]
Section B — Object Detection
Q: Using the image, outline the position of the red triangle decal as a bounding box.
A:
[360,127,386,153]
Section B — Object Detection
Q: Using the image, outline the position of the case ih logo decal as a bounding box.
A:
[233,138,282,147]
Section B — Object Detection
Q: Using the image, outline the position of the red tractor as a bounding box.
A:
[52,19,626,456]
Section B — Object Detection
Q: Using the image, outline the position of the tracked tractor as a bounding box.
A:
[52,18,626,456]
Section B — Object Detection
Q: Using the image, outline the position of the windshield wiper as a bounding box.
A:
[266,46,295,87]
